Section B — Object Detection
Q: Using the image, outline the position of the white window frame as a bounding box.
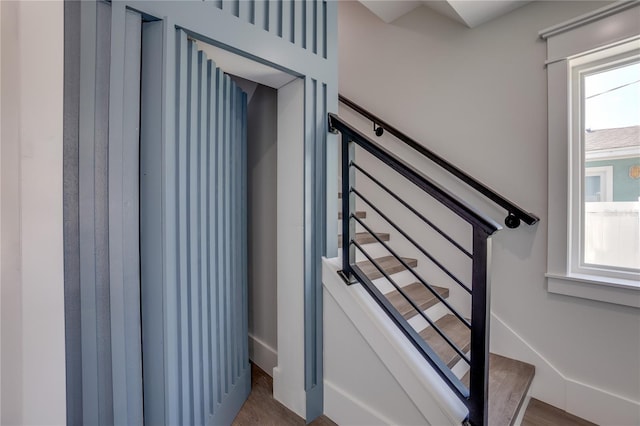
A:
[571,52,640,280]
[540,1,640,308]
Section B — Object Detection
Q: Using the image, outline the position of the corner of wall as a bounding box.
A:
[491,312,640,426]
[0,1,66,424]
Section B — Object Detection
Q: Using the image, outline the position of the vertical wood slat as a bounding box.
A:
[84,2,114,424]
[140,18,168,426]
[166,32,249,425]
[198,50,211,424]
[176,29,191,426]
[187,39,202,426]
[235,87,244,380]
[282,0,292,43]
[238,0,251,23]
[294,0,304,48]
[241,90,249,369]
[223,73,232,394]
[231,86,238,385]
[268,0,279,37]
[163,18,182,426]
[215,65,225,406]
[254,0,268,31]
[305,0,313,51]
[315,0,322,56]
[77,1,100,423]
[206,59,219,415]
[108,6,144,424]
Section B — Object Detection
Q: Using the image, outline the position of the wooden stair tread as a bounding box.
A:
[384,283,449,320]
[338,211,366,219]
[339,232,389,248]
[355,255,417,280]
[522,398,595,426]
[419,314,470,368]
[462,353,535,426]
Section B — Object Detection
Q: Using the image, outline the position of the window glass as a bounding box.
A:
[581,61,640,271]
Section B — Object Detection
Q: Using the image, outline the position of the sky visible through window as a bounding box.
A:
[584,62,640,130]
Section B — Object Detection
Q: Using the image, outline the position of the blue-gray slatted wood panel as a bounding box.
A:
[204,0,328,57]
[108,7,144,425]
[128,1,338,423]
[168,31,249,426]
[72,0,336,423]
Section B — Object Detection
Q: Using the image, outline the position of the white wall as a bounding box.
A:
[0,1,66,424]
[339,1,639,423]
[245,82,279,374]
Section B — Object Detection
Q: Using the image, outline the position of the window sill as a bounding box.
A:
[546,273,640,308]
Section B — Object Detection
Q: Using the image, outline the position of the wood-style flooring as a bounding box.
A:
[233,366,596,426]
[232,364,336,426]
[522,398,597,426]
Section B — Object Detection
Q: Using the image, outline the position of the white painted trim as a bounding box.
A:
[491,313,640,425]
[322,257,467,425]
[544,3,640,307]
[249,334,278,377]
[546,274,640,308]
[274,77,306,418]
[539,1,639,40]
[586,146,640,161]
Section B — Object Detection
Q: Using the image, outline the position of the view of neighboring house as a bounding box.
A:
[584,126,640,269]
[585,126,640,202]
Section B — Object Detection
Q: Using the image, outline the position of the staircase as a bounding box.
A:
[338,205,535,425]
[329,96,540,425]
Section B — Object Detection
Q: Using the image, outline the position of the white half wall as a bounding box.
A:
[338,1,639,423]
[0,1,66,424]
[323,257,467,426]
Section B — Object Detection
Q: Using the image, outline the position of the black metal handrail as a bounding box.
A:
[331,114,500,235]
[338,94,540,229]
[330,111,496,426]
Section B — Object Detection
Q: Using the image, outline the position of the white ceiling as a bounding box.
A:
[359,0,532,28]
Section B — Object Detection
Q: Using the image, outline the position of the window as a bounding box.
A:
[541,2,640,308]
[570,51,640,279]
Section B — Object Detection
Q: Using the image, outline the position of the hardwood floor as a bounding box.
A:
[232,364,336,426]
[522,398,597,426]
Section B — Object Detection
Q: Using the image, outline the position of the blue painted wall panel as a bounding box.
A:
[69,0,337,423]
[149,33,250,424]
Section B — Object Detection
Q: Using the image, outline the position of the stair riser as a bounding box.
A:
[407,303,449,332]
[372,270,416,292]
[450,352,471,379]
[338,243,390,263]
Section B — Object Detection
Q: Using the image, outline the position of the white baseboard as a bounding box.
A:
[249,333,277,376]
[491,312,640,426]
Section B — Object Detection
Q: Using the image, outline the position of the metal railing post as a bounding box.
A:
[341,133,355,278]
[468,228,492,425]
